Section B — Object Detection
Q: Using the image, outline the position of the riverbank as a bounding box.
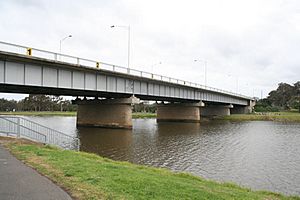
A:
[220,112,300,122]
[0,137,299,200]
[0,111,156,118]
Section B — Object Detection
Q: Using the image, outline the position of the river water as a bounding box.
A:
[21,116,300,195]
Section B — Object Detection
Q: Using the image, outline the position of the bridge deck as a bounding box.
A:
[0,42,252,106]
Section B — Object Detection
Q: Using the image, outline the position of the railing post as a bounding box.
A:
[77,139,80,151]
[17,118,20,138]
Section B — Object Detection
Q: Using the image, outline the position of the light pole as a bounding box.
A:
[111,25,131,72]
[194,59,207,87]
[227,74,239,94]
[59,35,72,56]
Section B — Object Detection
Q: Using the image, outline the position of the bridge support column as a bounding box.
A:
[156,102,204,123]
[201,105,232,117]
[74,97,139,129]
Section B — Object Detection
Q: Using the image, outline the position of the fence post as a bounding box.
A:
[17,118,20,138]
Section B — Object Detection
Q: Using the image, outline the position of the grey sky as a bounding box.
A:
[0,0,299,100]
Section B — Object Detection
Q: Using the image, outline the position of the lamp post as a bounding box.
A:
[194,59,207,87]
[59,35,72,56]
[111,25,131,72]
[227,74,239,94]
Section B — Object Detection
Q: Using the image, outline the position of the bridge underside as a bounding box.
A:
[0,84,200,103]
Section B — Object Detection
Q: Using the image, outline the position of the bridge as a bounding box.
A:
[0,41,254,129]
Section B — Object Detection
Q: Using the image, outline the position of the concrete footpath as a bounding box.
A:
[0,145,72,200]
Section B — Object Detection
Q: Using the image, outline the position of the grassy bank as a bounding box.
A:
[132,112,156,118]
[0,111,77,116]
[220,112,300,122]
[0,137,299,200]
[0,111,156,118]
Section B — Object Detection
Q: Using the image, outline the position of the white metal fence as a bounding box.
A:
[0,116,79,150]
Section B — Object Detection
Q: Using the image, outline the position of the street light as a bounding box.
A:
[227,74,239,94]
[111,25,131,72]
[194,59,207,87]
[59,35,72,57]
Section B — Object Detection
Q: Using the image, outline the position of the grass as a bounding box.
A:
[1,137,299,200]
[0,111,77,116]
[0,111,156,118]
[220,112,300,122]
[132,112,156,118]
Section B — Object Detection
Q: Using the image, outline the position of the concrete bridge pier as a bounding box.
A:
[201,104,233,117]
[156,102,204,123]
[74,97,139,129]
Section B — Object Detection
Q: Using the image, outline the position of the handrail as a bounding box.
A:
[0,116,79,150]
[2,116,74,138]
[0,117,47,138]
[0,40,252,100]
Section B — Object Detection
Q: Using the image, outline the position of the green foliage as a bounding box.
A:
[0,98,18,111]
[0,95,77,112]
[254,105,280,112]
[256,81,300,112]
[221,112,300,122]
[8,142,300,200]
[133,102,156,113]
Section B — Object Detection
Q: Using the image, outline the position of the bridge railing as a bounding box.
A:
[0,116,80,150]
[0,41,251,99]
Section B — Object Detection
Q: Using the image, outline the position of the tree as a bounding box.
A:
[267,83,294,109]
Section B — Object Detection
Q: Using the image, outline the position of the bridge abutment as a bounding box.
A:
[156,102,203,123]
[200,105,232,117]
[231,100,255,114]
[231,106,252,114]
[74,97,139,129]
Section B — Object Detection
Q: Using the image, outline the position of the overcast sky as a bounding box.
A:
[0,0,299,100]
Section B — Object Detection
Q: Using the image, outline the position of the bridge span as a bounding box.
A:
[0,41,254,128]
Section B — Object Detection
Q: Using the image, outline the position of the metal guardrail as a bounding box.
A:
[0,116,80,150]
[0,40,252,100]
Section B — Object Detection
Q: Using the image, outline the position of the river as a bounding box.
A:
[20,116,300,196]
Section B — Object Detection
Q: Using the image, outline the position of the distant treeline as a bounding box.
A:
[255,81,300,112]
[0,95,157,113]
[0,95,76,112]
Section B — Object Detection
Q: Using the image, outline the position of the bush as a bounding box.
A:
[254,105,280,112]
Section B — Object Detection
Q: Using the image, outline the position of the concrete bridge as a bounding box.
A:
[0,41,254,129]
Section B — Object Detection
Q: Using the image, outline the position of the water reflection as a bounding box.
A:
[78,127,133,161]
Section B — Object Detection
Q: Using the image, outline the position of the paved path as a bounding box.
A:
[0,145,72,200]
